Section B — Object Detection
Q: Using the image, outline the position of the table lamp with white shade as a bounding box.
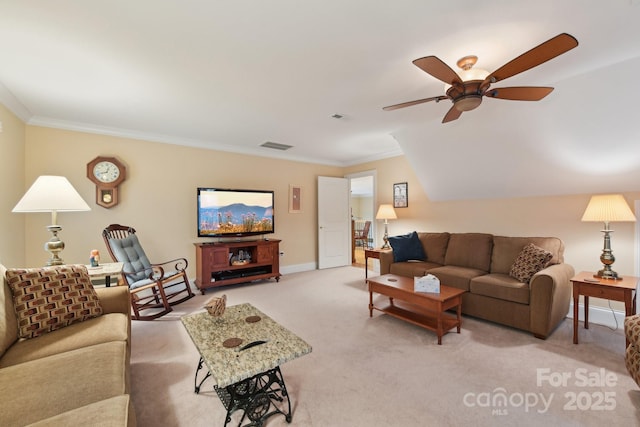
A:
[12,175,91,266]
[376,204,397,249]
[581,194,636,280]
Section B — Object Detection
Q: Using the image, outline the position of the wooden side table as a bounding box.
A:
[571,271,638,346]
[364,248,391,279]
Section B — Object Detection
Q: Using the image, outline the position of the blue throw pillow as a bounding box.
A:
[389,231,426,262]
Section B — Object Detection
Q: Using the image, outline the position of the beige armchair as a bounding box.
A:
[625,314,640,387]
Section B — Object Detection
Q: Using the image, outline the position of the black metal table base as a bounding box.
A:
[193,357,292,427]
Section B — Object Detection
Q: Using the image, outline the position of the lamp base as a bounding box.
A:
[594,268,621,281]
[594,227,621,280]
[44,225,65,266]
[380,221,391,249]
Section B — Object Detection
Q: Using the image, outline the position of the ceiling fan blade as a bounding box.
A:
[413,56,463,86]
[484,86,554,101]
[383,95,448,111]
[484,33,578,85]
[442,105,462,123]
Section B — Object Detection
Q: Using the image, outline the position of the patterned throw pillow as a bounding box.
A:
[5,264,103,339]
[509,243,553,284]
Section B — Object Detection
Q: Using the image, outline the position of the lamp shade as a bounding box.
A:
[376,204,397,220]
[12,176,90,218]
[581,194,636,223]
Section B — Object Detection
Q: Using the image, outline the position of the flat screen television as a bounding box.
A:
[197,188,274,238]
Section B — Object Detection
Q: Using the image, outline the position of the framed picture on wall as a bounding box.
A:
[289,184,303,213]
[393,182,408,208]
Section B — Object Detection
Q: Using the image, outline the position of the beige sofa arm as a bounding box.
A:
[624,314,640,387]
[529,263,575,339]
[379,251,394,275]
[95,286,131,317]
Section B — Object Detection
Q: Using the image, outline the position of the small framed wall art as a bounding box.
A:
[289,185,303,213]
[393,182,408,208]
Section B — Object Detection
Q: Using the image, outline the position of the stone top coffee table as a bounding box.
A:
[181,303,312,426]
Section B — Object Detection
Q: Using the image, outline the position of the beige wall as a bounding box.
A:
[21,126,343,275]
[0,104,26,267]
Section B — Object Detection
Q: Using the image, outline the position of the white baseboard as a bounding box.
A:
[567,300,626,330]
[280,262,316,275]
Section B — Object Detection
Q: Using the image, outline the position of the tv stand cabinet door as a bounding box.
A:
[256,241,277,263]
[257,241,280,277]
[195,244,229,290]
[208,246,230,268]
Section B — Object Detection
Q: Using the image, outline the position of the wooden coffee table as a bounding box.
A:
[367,274,466,344]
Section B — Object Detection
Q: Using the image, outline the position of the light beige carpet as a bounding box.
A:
[130,266,640,426]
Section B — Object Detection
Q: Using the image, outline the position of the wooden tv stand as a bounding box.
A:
[194,239,281,294]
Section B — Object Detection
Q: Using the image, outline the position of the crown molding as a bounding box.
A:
[27,116,398,167]
[0,81,32,122]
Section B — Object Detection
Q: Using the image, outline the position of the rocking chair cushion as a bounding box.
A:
[5,265,103,339]
[107,234,153,285]
[128,270,181,290]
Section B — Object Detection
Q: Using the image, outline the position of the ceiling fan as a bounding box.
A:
[383,33,578,123]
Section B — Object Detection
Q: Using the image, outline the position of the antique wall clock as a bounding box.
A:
[86,156,126,208]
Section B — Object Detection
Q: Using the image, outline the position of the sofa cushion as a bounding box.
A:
[444,233,493,272]
[491,236,564,274]
[389,231,426,262]
[427,265,487,292]
[5,265,103,339]
[389,261,442,278]
[470,274,530,305]
[0,264,18,359]
[417,232,450,265]
[509,243,553,284]
[0,312,128,368]
[0,341,128,427]
[25,395,134,427]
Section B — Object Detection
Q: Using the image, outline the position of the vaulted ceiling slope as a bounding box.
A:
[1,1,639,200]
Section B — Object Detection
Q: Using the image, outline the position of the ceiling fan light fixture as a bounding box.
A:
[454,95,483,112]
[444,67,489,92]
[384,33,578,124]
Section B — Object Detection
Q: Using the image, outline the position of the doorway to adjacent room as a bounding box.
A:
[348,171,376,267]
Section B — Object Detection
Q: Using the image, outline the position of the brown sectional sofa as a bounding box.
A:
[379,232,575,339]
[0,263,135,426]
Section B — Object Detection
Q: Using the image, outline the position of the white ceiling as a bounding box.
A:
[1,1,640,200]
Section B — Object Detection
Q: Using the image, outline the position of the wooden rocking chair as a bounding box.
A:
[102,224,194,320]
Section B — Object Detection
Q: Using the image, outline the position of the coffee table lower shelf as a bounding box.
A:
[374,302,460,333]
[371,301,461,344]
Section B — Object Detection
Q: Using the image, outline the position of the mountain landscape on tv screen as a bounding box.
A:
[199,203,273,234]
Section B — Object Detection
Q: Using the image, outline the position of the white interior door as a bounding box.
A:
[318,176,350,269]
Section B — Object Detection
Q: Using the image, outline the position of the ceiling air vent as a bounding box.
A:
[261,141,293,151]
